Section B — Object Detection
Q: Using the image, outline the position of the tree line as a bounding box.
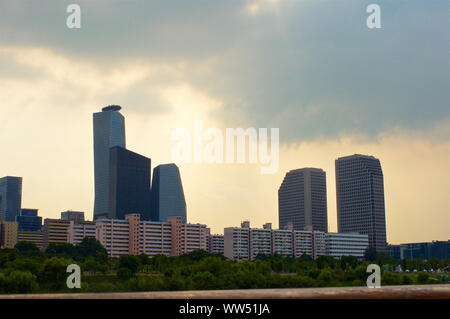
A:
[0,238,448,294]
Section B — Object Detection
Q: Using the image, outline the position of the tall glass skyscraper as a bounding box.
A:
[0,176,22,222]
[151,164,186,223]
[93,105,126,220]
[108,146,151,220]
[335,154,387,252]
[278,168,328,232]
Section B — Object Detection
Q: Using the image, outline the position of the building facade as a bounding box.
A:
[42,219,70,250]
[0,176,22,222]
[16,208,42,232]
[61,210,85,223]
[388,241,450,260]
[0,221,18,248]
[335,154,387,252]
[151,164,187,223]
[325,232,369,259]
[108,147,151,220]
[278,168,328,232]
[93,105,126,220]
[224,222,251,260]
[293,230,313,258]
[67,221,96,245]
[96,218,130,258]
[249,223,272,259]
[17,231,44,250]
[224,223,368,260]
[272,229,293,257]
[95,214,207,258]
[207,234,225,255]
[140,220,172,257]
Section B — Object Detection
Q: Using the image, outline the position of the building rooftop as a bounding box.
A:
[101,105,122,112]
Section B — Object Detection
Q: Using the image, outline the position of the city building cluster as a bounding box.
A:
[1,106,448,261]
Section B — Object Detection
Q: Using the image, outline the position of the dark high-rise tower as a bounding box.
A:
[93,105,126,220]
[0,176,22,222]
[335,154,387,252]
[278,168,328,232]
[151,164,186,223]
[108,146,151,220]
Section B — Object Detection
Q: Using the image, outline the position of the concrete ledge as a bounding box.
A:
[1,285,449,299]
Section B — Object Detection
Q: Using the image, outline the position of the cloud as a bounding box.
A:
[1,1,448,141]
[0,1,448,244]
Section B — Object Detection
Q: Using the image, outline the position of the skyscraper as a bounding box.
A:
[108,146,151,220]
[278,168,328,232]
[93,105,126,220]
[151,164,186,223]
[0,176,22,222]
[335,154,387,252]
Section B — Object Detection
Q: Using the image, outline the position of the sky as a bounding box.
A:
[0,0,449,244]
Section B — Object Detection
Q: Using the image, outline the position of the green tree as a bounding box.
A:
[117,267,133,280]
[117,255,140,274]
[39,257,72,290]
[82,256,107,275]
[0,249,18,268]
[15,241,41,257]
[340,256,358,270]
[191,271,217,290]
[417,272,429,284]
[318,268,333,284]
[381,272,401,285]
[76,237,107,260]
[6,257,42,276]
[0,270,39,293]
[45,243,77,259]
[364,247,378,262]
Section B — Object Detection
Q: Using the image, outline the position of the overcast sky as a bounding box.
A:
[0,1,448,243]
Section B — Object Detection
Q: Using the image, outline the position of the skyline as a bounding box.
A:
[0,1,449,244]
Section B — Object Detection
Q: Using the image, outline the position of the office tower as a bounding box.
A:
[335,154,387,252]
[61,210,85,223]
[0,221,18,248]
[151,164,186,223]
[278,168,328,232]
[93,105,126,220]
[108,147,151,220]
[16,208,42,232]
[0,176,22,222]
